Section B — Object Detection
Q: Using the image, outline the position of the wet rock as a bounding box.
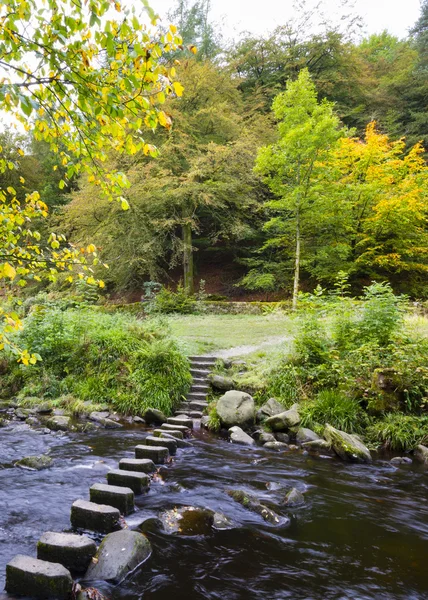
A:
[302,439,332,453]
[90,483,134,515]
[89,411,110,422]
[46,415,72,431]
[15,454,53,470]
[101,418,123,429]
[6,554,73,599]
[414,444,428,465]
[143,407,167,426]
[159,506,214,536]
[84,530,151,584]
[71,499,120,533]
[324,424,372,463]
[167,415,193,429]
[226,489,285,526]
[161,423,191,436]
[75,422,99,433]
[15,408,32,420]
[216,390,255,429]
[390,456,413,465]
[275,432,290,444]
[288,444,299,451]
[264,441,289,451]
[119,458,156,474]
[296,427,320,444]
[135,444,169,464]
[213,512,235,530]
[209,374,234,391]
[35,402,54,414]
[145,434,177,455]
[26,416,40,426]
[158,432,193,448]
[133,416,145,424]
[107,469,150,495]
[265,404,300,432]
[253,430,276,444]
[76,587,108,600]
[153,428,184,440]
[37,532,97,573]
[284,488,305,506]
[200,415,210,429]
[256,398,285,422]
[229,426,256,445]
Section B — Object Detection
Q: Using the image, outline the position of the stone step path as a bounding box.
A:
[175,355,217,416]
[5,419,197,599]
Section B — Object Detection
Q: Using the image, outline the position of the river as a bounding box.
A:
[0,423,427,599]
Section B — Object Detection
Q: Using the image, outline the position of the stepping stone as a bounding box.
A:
[167,415,193,429]
[107,469,149,495]
[174,410,190,416]
[190,369,211,377]
[135,444,169,463]
[189,356,217,363]
[190,411,203,418]
[70,499,120,533]
[145,435,177,455]
[192,384,210,392]
[153,428,184,440]
[119,458,157,473]
[190,401,209,411]
[160,423,191,436]
[6,555,72,599]
[37,532,96,573]
[187,392,208,400]
[90,483,134,515]
[177,403,191,412]
[160,432,193,448]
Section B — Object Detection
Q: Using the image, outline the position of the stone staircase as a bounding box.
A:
[175,355,217,418]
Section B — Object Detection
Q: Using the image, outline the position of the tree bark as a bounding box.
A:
[292,208,300,310]
[182,221,194,296]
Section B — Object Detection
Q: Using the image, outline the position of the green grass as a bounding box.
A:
[164,313,297,356]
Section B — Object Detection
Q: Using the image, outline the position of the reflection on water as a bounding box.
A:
[0,422,427,600]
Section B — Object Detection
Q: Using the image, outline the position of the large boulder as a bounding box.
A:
[209,374,234,391]
[296,428,320,444]
[159,506,214,536]
[142,408,167,425]
[15,454,53,470]
[414,445,428,465]
[84,530,151,583]
[265,404,300,432]
[46,415,72,431]
[324,424,372,463]
[228,426,255,446]
[6,555,73,600]
[216,390,255,429]
[256,398,285,422]
[284,488,305,506]
[226,489,287,526]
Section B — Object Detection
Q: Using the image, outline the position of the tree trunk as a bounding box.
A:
[292,209,300,310]
[182,221,194,296]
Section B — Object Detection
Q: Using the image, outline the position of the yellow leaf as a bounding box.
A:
[17,148,24,157]
[87,244,96,253]
[3,263,16,280]
[189,45,197,55]
[172,81,184,97]
[120,197,129,210]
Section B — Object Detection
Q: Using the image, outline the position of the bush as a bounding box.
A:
[266,363,302,407]
[294,317,331,367]
[299,389,367,433]
[366,413,428,451]
[357,282,404,346]
[8,307,191,415]
[207,403,221,432]
[148,284,196,315]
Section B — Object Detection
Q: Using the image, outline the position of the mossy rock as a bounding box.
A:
[324,424,372,464]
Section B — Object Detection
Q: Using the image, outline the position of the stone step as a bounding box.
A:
[174,410,190,416]
[145,434,177,455]
[6,555,73,600]
[160,423,191,436]
[190,368,211,377]
[189,400,209,411]
[160,432,193,448]
[119,458,157,474]
[190,411,203,418]
[187,392,208,401]
[191,384,210,392]
[135,444,169,463]
[90,483,134,515]
[167,415,194,429]
[177,402,191,412]
[70,499,120,533]
[191,362,216,370]
[192,377,209,385]
[189,355,218,363]
[107,469,150,495]
[37,532,96,573]
[153,428,184,440]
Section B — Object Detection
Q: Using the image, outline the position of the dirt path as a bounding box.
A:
[206,334,292,359]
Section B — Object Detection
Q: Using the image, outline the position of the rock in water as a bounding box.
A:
[84,530,151,583]
[323,424,372,463]
[295,428,320,444]
[46,416,72,431]
[414,444,428,465]
[15,454,53,470]
[208,374,234,391]
[37,532,97,573]
[142,408,167,425]
[226,489,286,526]
[159,506,214,536]
[284,488,305,506]
[6,554,73,599]
[265,404,300,431]
[216,390,255,428]
[256,398,285,422]
[229,426,255,446]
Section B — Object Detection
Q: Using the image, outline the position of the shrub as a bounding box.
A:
[366,413,428,451]
[267,363,302,407]
[294,316,331,367]
[11,307,191,415]
[207,403,221,432]
[357,282,404,347]
[148,283,196,315]
[299,389,367,433]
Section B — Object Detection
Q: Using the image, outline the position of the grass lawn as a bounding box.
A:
[162,312,298,356]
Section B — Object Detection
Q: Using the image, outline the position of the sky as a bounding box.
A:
[153,0,421,40]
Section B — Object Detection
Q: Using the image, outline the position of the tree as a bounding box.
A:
[0,0,182,360]
[168,0,221,59]
[255,69,345,308]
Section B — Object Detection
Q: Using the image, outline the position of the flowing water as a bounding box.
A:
[0,422,427,600]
